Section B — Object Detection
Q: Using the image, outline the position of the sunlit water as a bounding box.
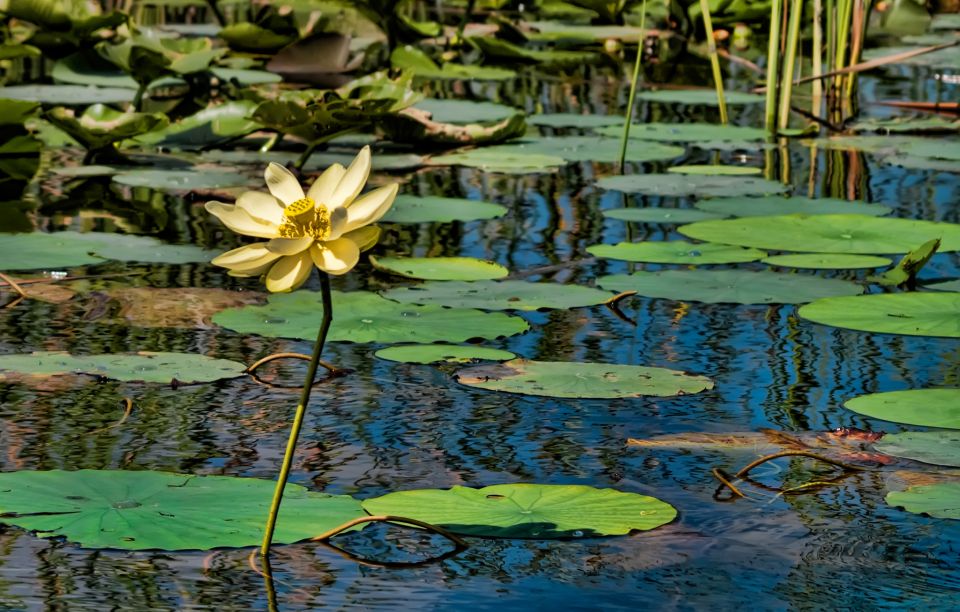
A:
[1,63,959,610]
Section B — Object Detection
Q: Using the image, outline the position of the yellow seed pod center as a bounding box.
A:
[284,197,315,217]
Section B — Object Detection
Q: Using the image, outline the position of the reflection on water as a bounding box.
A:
[1,66,959,609]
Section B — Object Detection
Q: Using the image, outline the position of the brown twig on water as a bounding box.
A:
[246,352,340,381]
[734,450,866,480]
[603,290,638,326]
[88,398,134,434]
[0,273,26,309]
[711,468,746,500]
[311,515,469,548]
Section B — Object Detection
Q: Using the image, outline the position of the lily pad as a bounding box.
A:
[0,470,364,550]
[694,196,892,218]
[391,45,516,81]
[844,389,960,428]
[762,253,892,269]
[603,208,727,224]
[597,174,789,197]
[798,293,960,338]
[430,147,565,173]
[361,483,677,538]
[132,100,260,149]
[382,280,613,311]
[598,269,863,304]
[0,85,136,105]
[112,169,249,191]
[212,290,529,343]
[528,113,626,129]
[635,90,765,106]
[887,482,960,520]
[849,117,960,135]
[374,344,516,364]
[456,359,714,398]
[370,256,508,280]
[0,351,246,383]
[679,215,960,254]
[0,231,217,270]
[667,165,761,176]
[876,431,960,468]
[412,98,521,125]
[927,280,960,292]
[587,241,765,264]
[485,137,685,164]
[381,195,507,224]
[595,122,767,143]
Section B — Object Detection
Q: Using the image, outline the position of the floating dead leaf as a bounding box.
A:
[93,287,267,328]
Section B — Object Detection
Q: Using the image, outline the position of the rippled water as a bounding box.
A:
[1,64,959,610]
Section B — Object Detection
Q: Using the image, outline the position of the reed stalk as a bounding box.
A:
[763,0,783,133]
[698,0,728,124]
[812,0,824,120]
[617,0,648,171]
[777,0,803,130]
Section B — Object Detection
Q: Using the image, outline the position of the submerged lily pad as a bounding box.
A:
[636,90,765,105]
[0,85,136,105]
[667,165,761,176]
[887,482,960,520]
[927,280,960,292]
[0,231,217,270]
[213,291,529,343]
[762,253,892,269]
[598,269,863,304]
[374,344,516,364]
[799,293,960,337]
[845,389,960,428]
[381,195,507,224]
[132,100,260,149]
[694,196,892,218]
[680,215,960,254]
[382,280,613,311]
[0,470,364,550]
[112,169,249,191]
[528,114,625,129]
[370,256,508,280]
[597,174,788,197]
[587,241,765,264]
[595,122,767,143]
[362,483,677,538]
[0,351,246,383]
[603,208,727,224]
[456,359,714,398]
[876,431,960,468]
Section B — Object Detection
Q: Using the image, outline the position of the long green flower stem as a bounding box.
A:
[260,272,333,557]
[698,0,728,124]
[617,0,648,172]
[811,0,824,122]
[763,0,783,134]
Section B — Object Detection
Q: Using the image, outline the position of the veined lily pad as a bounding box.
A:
[374,344,516,364]
[213,290,529,343]
[603,208,727,224]
[112,169,249,191]
[799,293,960,337]
[370,256,508,280]
[45,104,168,151]
[597,174,788,197]
[484,137,685,164]
[587,241,765,264]
[382,280,613,311]
[430,147,565,173]
[635,90,765,106]
[927,280,960,292]
[598,269,863,304]
[667,165,761,176]
[0,351,246,384]
[528,113,625,129]
[0,85,136,105]
[412,98,521,125]
[694,196,892,218]
[0,470,364,550]
[362,483,677,538]
[887,482,960,520]
[845,389,960,428]
[680,215,960,254]
[456,359,714,398]
[132,100,260,149]
[381,195,507,223]
[876,432,960,468]
[0,231,217,269]
[595,122,767,143]
[762,253,892,269]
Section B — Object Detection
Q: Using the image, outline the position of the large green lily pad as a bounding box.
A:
[370,256,508,280]
[528,114,625,129]
[762,253,892,269]
[598,269,862,304]
[483,137,685,164]
[636,90,765,105]
[587,241,765,264]
[0,470,364,550]
[595,122,767,143]
[413,98,521,125]
[597,174,789,197]
[391,46,516,81]
[680,215,960,254]
[132,100,260,149]
[374,344,516,364]
[430,147,565,173]
[456,359,714,398]
[213,291,529,343]
[876,431,960,468]
[667,165,761,176]
[603,208,727,224]
[927,280,960,292]
[382,280,613,311]
[381,195,507,224]
[0,351,246,383]
[694,196,892,218]
[0,231,217,269]
[112,169,249,191]
[361,483,677,538]
[798,293,960,337]
[844,389,960,428]
[887,482,960,520]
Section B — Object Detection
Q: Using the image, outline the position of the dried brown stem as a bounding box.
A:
[311,515,469,549]
[712,467,746,499]
[88,398,134,434]
[734,450,866,480]
[246,352,339,377]
[0,273,27,308]
[604,290,638,326]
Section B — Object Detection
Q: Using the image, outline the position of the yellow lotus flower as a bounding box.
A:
[206,146,398,292]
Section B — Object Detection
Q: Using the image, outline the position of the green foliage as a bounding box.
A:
[799,293,960,338]
[381,195,507,223]
[370,256,509,280]
[587,241,766,264]
[390,46,516,80]
[0,0,127,52]
[844,389,960,428]
[694,196,892,218]
[383,280,614,311]
[876,432,960,468]
[762,253,892,270]
[0,231,217,269]
[44,104,168,153]
[96,28,226,89]
[868,238,940,288]
[132,100,261,149]
[374,344,516,364]
[0,351,246,383]
[888,482,960,521]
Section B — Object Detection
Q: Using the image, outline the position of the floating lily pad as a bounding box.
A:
[382,280,613,311]
[667,165,761,176]
[876,432,960,468]
[0,470,364,550]
[595,122,767,143]
[602,208,727,224]
[680,215,960,254]
[413,98,521,125]
[370,256,508,280]
[927,279,960,292]
[882,155,960,173]
[213,291,529,343]
[845,389,960,428]
[694,196,892,218]
[374,344,516,364]
[799,293,960,337]
[456,359,714,399]
[762,253,892,269]
[488,137,685,164]
[132,100,261,149]
[381,195,507,223]
[528,113,625,129]
[587,241,765,264]
[112,169,249,191]
[391,46,516,81]
[200,150,423,172]
[430,147,565,173]
[0,231,217,270]
[597,174,789,197]
[0,85,136,105]
[636,90,765,105]
[887,481,960,520]
[850,117,960,135]
[0,351,246,383]
[598,269,863,304]
[362,483,677,538]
